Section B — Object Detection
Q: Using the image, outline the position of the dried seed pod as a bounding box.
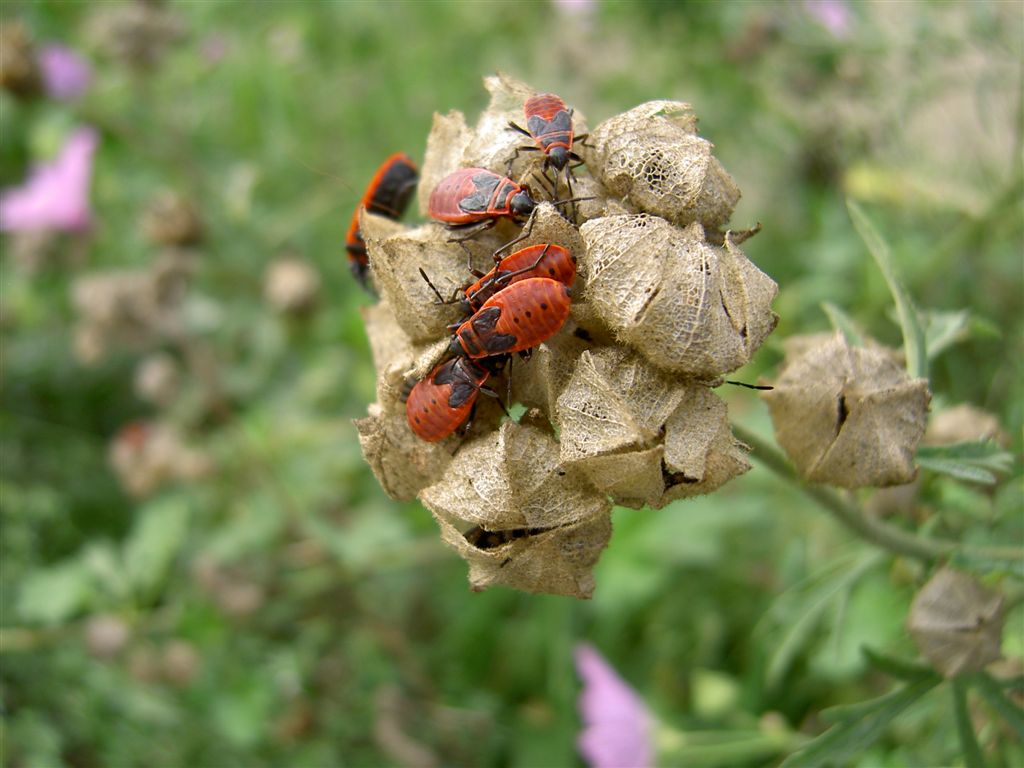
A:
[763,333,931,488]
[421,421,612,598]
[908,568,1005,678]
[434,510,611,599]
[362,213,475,343]
[557,346,685,462]
[360,299,416,383]
[355,404,455,502]
[509,323,592,418]
[587,101,740,229]
[580,216,776,376]
[570,175,637,224]
[420,420,609,531]
[557,355,750,508]
[658,387,751,506]
[925,403,1009,448]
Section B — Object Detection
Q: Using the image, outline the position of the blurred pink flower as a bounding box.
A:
[0,127,98,233]
[575,644,654,768]
[38,44,92,101]
[803,0,852,39]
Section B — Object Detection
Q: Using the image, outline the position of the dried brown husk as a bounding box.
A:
[557,346,685,462]
[420,420,609,530]
[580,215,776,377]
[421,421,612,598]
[925,403,1009,448]
[361,212,466,343]
[510,324,593,419]
[657,387,751,507]
[586,101,740,230]
[355,404,454,503]
[763,332,931,488]
[907,568,1005,678]
[433,508,611,599]
[557,356,750,508]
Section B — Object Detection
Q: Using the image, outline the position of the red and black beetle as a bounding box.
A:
[404,356,494,442]
[508,93,585,185]
[464,243,576,311]
[420,243,577,317]
[449,277,572,359]
[428,167,538,242]
[345,152,419,290]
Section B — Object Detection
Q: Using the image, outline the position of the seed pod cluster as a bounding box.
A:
[356,75,778,597]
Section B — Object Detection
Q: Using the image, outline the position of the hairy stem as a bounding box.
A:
[732,425,1022,565]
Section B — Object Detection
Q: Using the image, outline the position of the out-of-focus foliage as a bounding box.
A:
[1,2,1021,767]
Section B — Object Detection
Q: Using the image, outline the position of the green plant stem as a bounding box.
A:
[732,425,1023,565]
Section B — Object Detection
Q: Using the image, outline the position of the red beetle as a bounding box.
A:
[345,152,419,290]
[449,277,572,359]
[508,93,585,184]
[420,243,577,316]
[404,356,492,442]
[428,167,539,241]
[464,243,576,311]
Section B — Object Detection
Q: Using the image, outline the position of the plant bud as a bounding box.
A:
[586,101,740,229]
[908,568,1005,678]
[763,332,930,487]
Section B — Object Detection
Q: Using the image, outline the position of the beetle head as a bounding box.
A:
[509,189,536,217]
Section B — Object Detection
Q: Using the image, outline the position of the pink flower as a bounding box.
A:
[803,0,852,39]
[38,45,92,101]
[0,127,98,233]
[575,644,654,768]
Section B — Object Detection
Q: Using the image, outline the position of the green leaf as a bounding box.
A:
[847,200,928,380]
[123,495,191,600]
[952,677,986,768]
[16,559,94,625]
[862,646,939,682]
[921,309,971,359]
[821,302,864,347]
[762,553,882,689]
[950,549,1024,579]
[917,457,998,484]
[917,442,1014,485]
[779,677,940,768]
[974,672,1024,741]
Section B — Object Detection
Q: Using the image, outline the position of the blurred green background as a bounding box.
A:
[1,1,1021,766]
